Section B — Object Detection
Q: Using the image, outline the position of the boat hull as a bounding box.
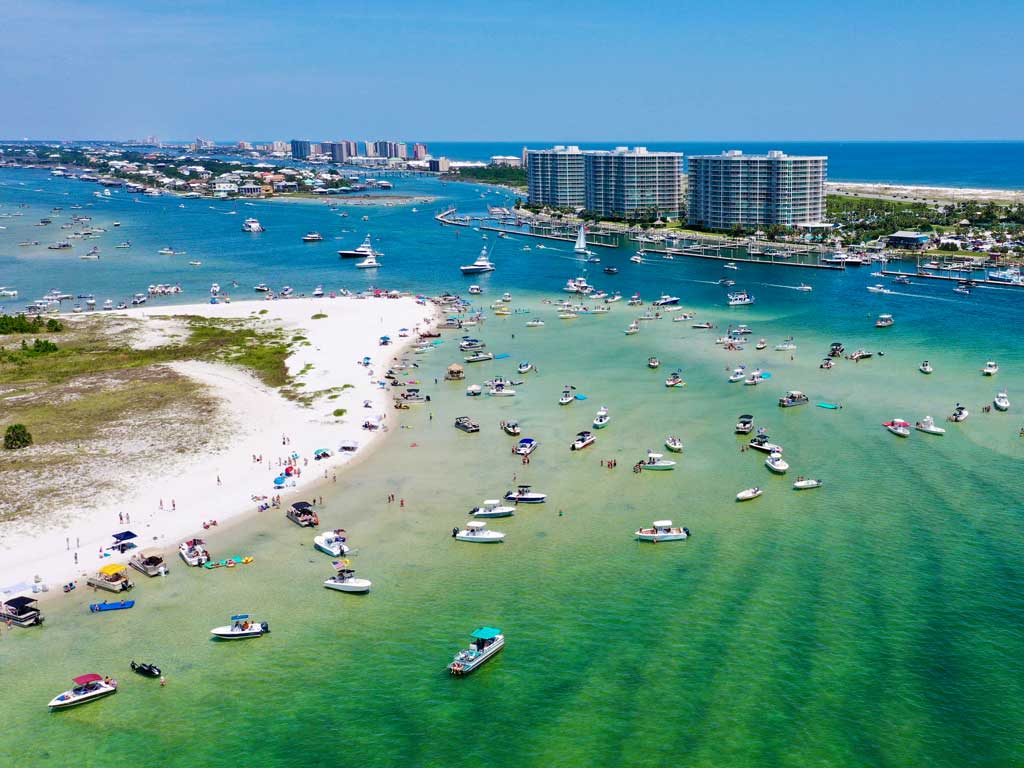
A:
[210,624,268,640]
[324,579,372,593]
[48,685,117,710]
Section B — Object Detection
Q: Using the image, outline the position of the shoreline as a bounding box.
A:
[0,294,441,602]
[825,180,1024,204]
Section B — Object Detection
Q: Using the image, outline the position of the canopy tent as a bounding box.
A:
[111,531,137,542]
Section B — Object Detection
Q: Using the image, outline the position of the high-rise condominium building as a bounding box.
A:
[526,146,586,209]
[584,146,683,220]
[290,140,312,160]
[687,150,827,230]
[413,143,428,161]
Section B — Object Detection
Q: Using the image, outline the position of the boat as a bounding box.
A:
[312,285,324,297]
[796,284,813,292]
[653,295,680,307]
[664,436,684,452]
[86,564,134,593]
[210,614,270,639]
[950,405,969,422]
[574,224,592,255]
[131,293,147,305]
[736,487,763,502]
[647,357,661,370]
[624,321,640,335]
[471,499,517,518]
[179,538,210,566]
[875,314,894,328]
[302,232,324,242]
[994,391,1010,411]
[593,407,610,429]
[867,284,891,294]
[778,391,809,408]
[563,277,593,294]
[286,501,319,527]
[314,529,350,557]
[919,360,933,374]
[820,358,834,370]
[664,372,686,388]
[630,254,643,264]
[455,416,481,432]
[883,419,911,437]
[241,217,265,233]
[571,431,596,451]
[748,435,783,454]
[0,596,44,627]
[558,387,575,405]
[464,352,494,363]
[953,285,971,295]
[504,485,546,504]
[501,419,521,436]
[728,367,746,383]
[460,244,496,274]
[634,520,689,542]
[130,661,162,678]
[48,674,118,710]
[338,234,382,259]
[89,600,135,613]
[765,451,789,473]
[692,321,713,329]
[525,320,545,328]
[453,520,505,543]
[724,262,738,270]
[727,290,754,306]
[915,416,946,435]
[604,267,619,275]
[829,342,845,357]
[80,246,100,260]
[129,552,169,577]
[792,478,823,490]
[775,340,796,352]
[981,361,999,376]
[756,339,767,350]
[502,292,512,302]
[356,253,380,269]
[735,414,755,434]
[448,627,504,675]
[517,361,533,374]
[893,275,911,285]
[641,451,675,470]
[254,283,270,292]
[324,560,371,593]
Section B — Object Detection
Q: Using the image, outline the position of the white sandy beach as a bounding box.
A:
[0,295,438,598]
[826,181,1024,204]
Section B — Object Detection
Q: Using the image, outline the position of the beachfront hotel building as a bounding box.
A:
[526,146,586,209]
[687,150,827,230]
[584,147,684,220]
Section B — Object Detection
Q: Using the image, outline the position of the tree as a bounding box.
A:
[4,424,33,450]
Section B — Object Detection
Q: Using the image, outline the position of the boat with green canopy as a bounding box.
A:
[448,627,504,676]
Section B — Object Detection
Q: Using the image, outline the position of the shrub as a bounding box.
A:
[332,408,347,417]
[4,424,33,450]
[311,313,328,320]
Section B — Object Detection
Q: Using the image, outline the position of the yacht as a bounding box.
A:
[453,520,505,543]
[314,529,350,557]
[634,520,689,542]
[883,419,911,437]
[592,406,610,429]
[641,451,675,470]
[735,414,755,434]
[664,436,684,452]
[727,290,754,306]
[915,416,946,435]
[302,231,324,242]
[448,627,504,675]
[210,614,270,639]
[875,314,894,328]
[241,217,265,232]
[179,538,210,566]
[765,451,790,473]
[919,360,933,374]
[571,431,596,451]
[504,485,546,504]
[563,277,593,294]
[338,234,381,259]
[994,391,1010,411]
[514,438,538,456]
[981,361,999,376]
[736,487,763,502]
[324,562,371,593]
[460,244,496,274]
[48,674,118,710]
[471,499,517,518]
[356,253,380,269]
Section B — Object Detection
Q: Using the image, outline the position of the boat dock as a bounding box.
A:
[641,245,846,270]
[881,268,1024,288]
[436,208,620,248]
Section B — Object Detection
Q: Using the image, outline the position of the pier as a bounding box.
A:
[881,268,1024,288]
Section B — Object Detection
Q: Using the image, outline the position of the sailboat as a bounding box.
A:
[574,224,592,256]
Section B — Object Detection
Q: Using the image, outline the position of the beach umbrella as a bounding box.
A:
[274,476,286,486]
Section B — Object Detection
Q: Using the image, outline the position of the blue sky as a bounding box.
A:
[0,0,1020,141]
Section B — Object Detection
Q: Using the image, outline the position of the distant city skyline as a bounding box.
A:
[1,0,1022,141]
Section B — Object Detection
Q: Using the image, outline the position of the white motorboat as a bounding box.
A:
[765,451,789,473]
[653,295,680,307]
[558,387,575,405]
[517,361,533,374]
[504,485,546,503]
[210,614,269,639]
[526,319,544,327]
[875,314,894,328]
[724,262,738,270]
[468,285,482,294]
[994,391,1010,411]
[792,478,823,490]
[648,357,661,369]
[624,321,640,335]
[356,253,380,269]
[48,674,118,710]
[796,284,813,292]
[460,244,496,274]
[323,561,371,593]
[241,217,265,233]
[774,341,796,352]
[736,487,763,502]
[915,416,946,435]
[514,438,537,456]
[488,383,516,397]
[748,435,783,454]
[466,384,483,397]
[501,292,512,302]
[314,529,350,557]
[727,290,754,306]
[755,339,767,350]
[179,538,210,567]
[593,406,610,429]
[866,284,891,294]
[254,283,270,292]
[919,360,933,374]
[728,367,746,383]
[743,370,764,386]
[641,451,675,470]
[464,352,494,363]
[471,499,516,518]
[501,419,521,436]
[571,431,596,451]
[630,254,643,264]
[883,419,911,437]
[338,234,382,259]
[312,285,324,297]
[448,627,504,676]
[981,361,999,376]
[950,405,969,422]
[735,415,755,434]
[453,520,505,543]
[664,436,684,452]
[635,520,689,542]
[302,231,324,242]
[665,373,685,388]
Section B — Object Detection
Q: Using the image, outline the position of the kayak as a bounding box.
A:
[203,556,255,569]
[817,402,841,409]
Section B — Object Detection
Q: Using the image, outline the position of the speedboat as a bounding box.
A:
[641,451,675,470]
[724,262,738,270]
[635,520,689,542]
[314,529,350,557]
[919,360,933,374]
[302,232,324,242]
[748,435,783,454]
[915,416,946,435]
[338,234,381,259]
[692,322,713,329]
[950,405,969,422]
[728,367,746,383]
[504,485,546,504]
[558,387,575,405]
[593,407,610,429]
[604,267,619,275]
[994,391,1010,411]
[526,319,545,327]
[324,562,371,593]
[820,358,834,370]
[460,244,496,274]
[468,285,482,294]
[48,674,118,710]
[466,384,483,397]
[624,321,640,335]
[735,414,755,434]
[517,361,532,374]
[883,419,911,437]
[792,478,823,490]
[448,627,504,675]
[312,285,324,297]
[453,521,505,542]
[487,384,516,397]
[179,538,210,567]
[796,284,813,292]
[727,290,754,306]
[775,340,796,352]
[464,352,494,363]
[736,487,763,502]
[629,254,643,264]
[501,420,521,436]
[514,438,538,456]
[665,372,685,388]
[356,253,381,269]
[647,357,661,369]
[867,284,891,294]
[765,451,789,473]
[241,217,265,233]
[664,436,684,453]
[653,295,680,307]
[471,500,516,518]
[756,339,767,350]
[778,391,809,407]
[981,361,999,376]
[502,292,512,302]
[254,283,270,292]
[875,314,894,328]
[571,431,596,451]
[210,615,269,639]
[828,342,844,357]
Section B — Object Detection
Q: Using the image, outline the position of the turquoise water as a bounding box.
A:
[1,169,1024,766]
